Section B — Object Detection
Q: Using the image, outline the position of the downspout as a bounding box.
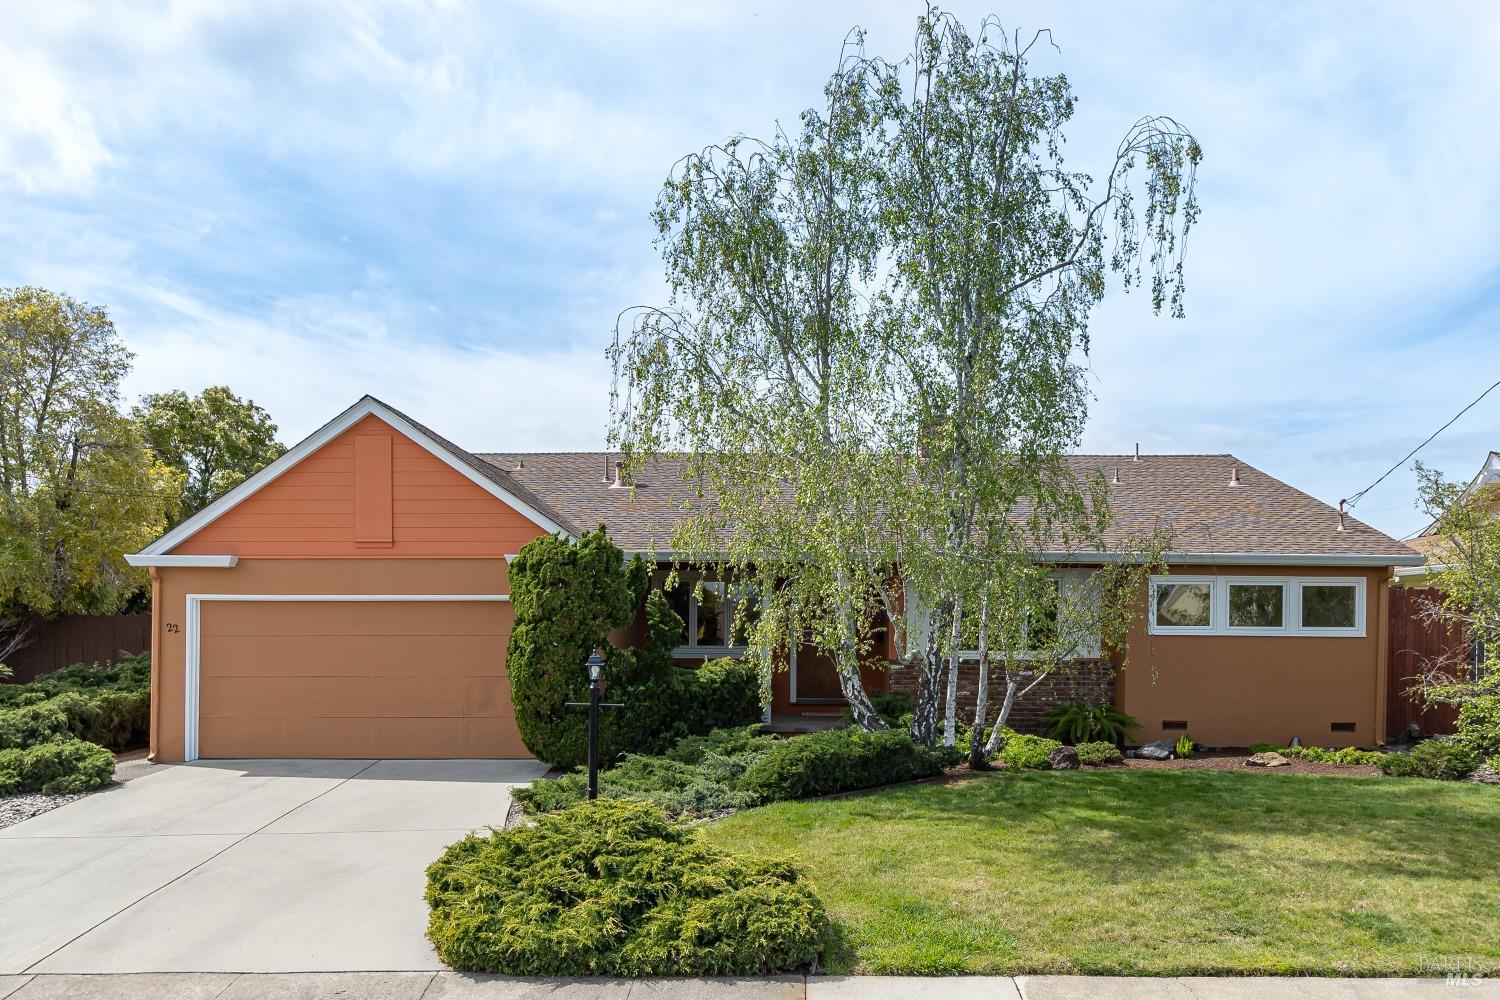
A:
[1374,568,1392,744]
[148,566,162,763]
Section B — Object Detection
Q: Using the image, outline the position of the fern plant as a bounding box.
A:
[1043,701,1139,746]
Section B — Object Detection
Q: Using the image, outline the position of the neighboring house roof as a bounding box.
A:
[479,451,1421,566]
[129,395,1421,567]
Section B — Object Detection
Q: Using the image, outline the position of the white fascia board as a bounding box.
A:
[137,397,571,556]
[125,554,239,568]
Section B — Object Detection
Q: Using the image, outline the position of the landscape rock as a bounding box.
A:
[1132,739,1176,761]
[1245,751,1291,768]
[1048,746,1080,770]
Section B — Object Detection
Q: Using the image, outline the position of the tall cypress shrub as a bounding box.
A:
[507,528,647,768]
[508,527,765,769]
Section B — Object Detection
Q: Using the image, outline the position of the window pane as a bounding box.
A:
[1155,583,1211,627]
[1228,584,1283,628]
[730,590,759,646]
[1302,584,1356,628]
[1028,579,1061,649]
[697,584,725,645]
[661,578,691,646]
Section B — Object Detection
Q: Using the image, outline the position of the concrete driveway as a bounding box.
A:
[0,758,548,974]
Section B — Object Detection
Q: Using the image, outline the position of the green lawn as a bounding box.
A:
[697,769,1500,976]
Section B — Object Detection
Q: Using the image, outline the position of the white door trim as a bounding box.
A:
[183,593,509,762]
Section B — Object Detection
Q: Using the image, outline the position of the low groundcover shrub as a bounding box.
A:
[516,724,945,818]
[1378,739,1478,780]
[996,731,1063,771]
[0,738,116,796]
[1075,740,1123,765]
[425,798,827,975]
[0,651,148,796]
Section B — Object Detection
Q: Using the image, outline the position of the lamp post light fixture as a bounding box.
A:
[567,649,621,801]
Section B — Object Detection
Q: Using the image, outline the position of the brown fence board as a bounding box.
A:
[3,614,151,683]
[1386,586,1464,738]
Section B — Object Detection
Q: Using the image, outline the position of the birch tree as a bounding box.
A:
[611,9,1201,737]
[608,32,897,729]
[868,11,1201,746]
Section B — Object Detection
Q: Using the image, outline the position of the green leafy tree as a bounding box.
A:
[611,9,1200,742]
[1410,461,1500,756]
[0,287,177,664]
[133,386,285,524]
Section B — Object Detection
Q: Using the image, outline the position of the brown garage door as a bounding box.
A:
[197,599,527,759]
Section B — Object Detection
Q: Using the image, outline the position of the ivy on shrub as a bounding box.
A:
[425,799,827,975]
[0,737,116,795]
[1378,739,1478,780]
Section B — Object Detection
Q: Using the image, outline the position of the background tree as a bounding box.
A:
[0,287,177,664]
[1410,461,1500,762]
[133,386,285,524]
[612,9,1200,742]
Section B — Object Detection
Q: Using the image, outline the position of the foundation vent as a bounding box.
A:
[1161,720,1188,731]
[1330,722,1356,733]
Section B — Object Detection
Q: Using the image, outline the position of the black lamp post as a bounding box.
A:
[584,652,604,800]
[567,649,621,801]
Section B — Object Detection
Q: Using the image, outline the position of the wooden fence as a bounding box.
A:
[1386,586,1465,738]
[2,614,151,683]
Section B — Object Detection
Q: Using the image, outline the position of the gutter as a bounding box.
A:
[626,549,1425,568]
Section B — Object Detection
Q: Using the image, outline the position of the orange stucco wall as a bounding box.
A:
[171,414,545,558]
[1116,564,1392,748]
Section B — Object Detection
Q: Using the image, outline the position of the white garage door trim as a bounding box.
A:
[183,593,510,762]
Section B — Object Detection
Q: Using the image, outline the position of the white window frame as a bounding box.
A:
[952,571,1102,662]
[661,574,749,658]
[1147,575,1366,638]
[1294,577,1367,637]
[1220,577,1292,637]
[1149,576,1218,635]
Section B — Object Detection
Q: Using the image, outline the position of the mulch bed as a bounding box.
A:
[1120,750,1378,777]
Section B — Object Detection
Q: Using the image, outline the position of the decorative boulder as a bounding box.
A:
[1048,746,1080,770]
[1132,739,1176,761]
[1245,751,1290,767]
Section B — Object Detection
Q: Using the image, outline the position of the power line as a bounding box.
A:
[1344,375,1500,510]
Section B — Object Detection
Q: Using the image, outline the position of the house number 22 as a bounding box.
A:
[166,623,181,633]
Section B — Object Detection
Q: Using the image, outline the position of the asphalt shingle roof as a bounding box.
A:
[474,450,1419,563]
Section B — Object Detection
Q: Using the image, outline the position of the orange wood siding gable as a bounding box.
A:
[170,414,547,558]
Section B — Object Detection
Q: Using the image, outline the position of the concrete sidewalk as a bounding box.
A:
[0,974,1493,999]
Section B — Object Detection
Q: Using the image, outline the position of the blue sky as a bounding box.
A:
[3,1,1498,540]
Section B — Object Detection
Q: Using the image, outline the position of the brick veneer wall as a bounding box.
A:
[887,659,1115,734]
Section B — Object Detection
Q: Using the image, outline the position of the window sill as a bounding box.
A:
[671,646,748,659]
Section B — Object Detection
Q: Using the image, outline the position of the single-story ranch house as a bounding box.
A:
[127,396,1421,762]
